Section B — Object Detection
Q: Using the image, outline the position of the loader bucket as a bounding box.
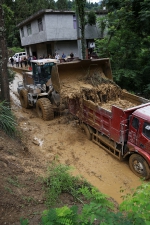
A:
[51,58,113,93]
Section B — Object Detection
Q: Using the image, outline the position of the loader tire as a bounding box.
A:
[19,89,30,109]
[36,98,54,121]
[80,123,92,140]
[129,154,150,180]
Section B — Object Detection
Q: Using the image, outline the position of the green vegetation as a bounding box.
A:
[95,0,150,97]
[7,176,22,188]
[8,68,15,82]
[0,101,17,136]
[120,182,150,224]
[20,218,29,225]
[4,186,13,194]
[15,163,150,224]
[44,163,89,207]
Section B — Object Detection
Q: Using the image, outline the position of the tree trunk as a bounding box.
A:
[0,3,10,105]
[75,0,86,59]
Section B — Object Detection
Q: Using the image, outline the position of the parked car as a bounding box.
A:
[9,52,27,63]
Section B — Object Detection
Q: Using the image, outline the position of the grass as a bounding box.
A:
[7,176,22,188]
[22,196,37,204]
[4,186,13,194]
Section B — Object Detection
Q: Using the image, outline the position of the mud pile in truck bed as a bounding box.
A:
[60,66,137,111]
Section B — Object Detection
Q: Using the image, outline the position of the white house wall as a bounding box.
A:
[20,18,47,46]
[36,43,47,58]
[53,40,78,58]
[45,14,77,41]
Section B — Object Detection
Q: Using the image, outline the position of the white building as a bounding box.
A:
[17,9,107,59]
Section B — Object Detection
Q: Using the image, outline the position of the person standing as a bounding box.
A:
[55,53,60,60]
[24,57,27,67]
[10,57,14,66]
[62,53,66,59]
[16,57,19,67]
[70,52,74,58]
[20,58,22,67]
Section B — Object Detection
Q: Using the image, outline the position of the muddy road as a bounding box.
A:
[10,73,142,204]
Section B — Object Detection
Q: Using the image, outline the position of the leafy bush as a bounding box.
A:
[42,164,138,225]
[22,164,149,224]
[0,101,17,136]
[120,182,150,224]
[41,187,136,225]
[44,163,89,207]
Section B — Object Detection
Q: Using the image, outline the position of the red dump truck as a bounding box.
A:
[67,72,150,179]
[68,96,150,179]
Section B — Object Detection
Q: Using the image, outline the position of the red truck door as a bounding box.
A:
[128,116,140,145]
[137,121,150,153]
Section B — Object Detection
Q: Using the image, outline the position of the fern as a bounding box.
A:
[42,206,78,225]
[0,101,18,136]
[78,186,113,209]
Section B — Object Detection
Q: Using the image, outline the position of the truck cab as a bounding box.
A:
[127,105,150,178]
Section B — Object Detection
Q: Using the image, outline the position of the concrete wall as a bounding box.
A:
[20,17,47,46]
[53,40,78,58]
[45,14,77,41]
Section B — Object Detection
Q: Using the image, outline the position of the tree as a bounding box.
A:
[95,0,150,96]
[46,0,55,9]
[0,2,10,104]
[75,0,86,59]
[87,11,96,26]
[56,0,68,10]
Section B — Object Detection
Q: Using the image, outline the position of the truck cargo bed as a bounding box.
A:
[68,93,150,145]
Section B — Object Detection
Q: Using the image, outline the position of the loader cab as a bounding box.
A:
[128,105,150,155]
[31,59,57,85]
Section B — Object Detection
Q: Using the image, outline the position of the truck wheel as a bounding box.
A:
[129,154,150,179]
[80,123,92,140]
[19,89,30,109]
[36,98,54,121]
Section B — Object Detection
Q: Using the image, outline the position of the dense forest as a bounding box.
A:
[95,0,150,97]
[2,0,150,97]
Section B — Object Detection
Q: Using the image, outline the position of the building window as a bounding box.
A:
[38,18,43,32]
[73,15,76,29]
[27,24,32,36]
[21,27,24,37]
